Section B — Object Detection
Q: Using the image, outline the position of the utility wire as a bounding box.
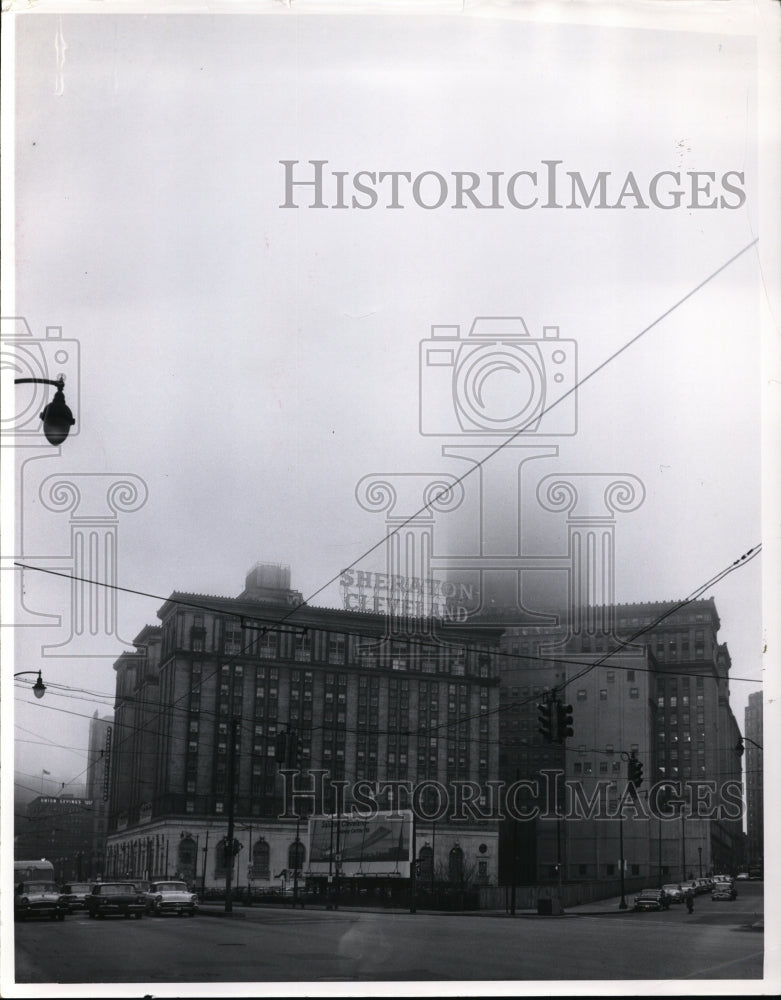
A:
[14,543,761,818]
[12,241,761,805]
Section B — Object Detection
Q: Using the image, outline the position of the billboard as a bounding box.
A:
[308,810,413,877]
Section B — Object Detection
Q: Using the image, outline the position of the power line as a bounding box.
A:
[13,542,761,811]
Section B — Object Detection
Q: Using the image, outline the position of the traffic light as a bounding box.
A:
[628,752,643,788]
[275,729,288,764]
[556,702,574,742]
[538,698,556,743]
[286,729,299,768]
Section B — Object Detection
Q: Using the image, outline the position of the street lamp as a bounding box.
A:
[735,736,763,755]
[14,376,75,445]
[15,670,46,699]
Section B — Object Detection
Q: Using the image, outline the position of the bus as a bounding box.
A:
[14,859,55,882]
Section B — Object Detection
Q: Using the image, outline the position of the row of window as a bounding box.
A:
[171,613,498,677]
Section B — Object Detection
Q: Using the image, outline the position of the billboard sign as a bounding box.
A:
[308,810,413,877]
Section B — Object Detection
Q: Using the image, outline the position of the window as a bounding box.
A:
[629,688,639,699]
[448,846,464,884]
[600,689,607,701]
[252,839,270,879]
[259,632,277,659]
[626,671,635,681]
[288,840,305,872]
[329,634,345,663]
[577,689,587,701]
[295,632,311,662]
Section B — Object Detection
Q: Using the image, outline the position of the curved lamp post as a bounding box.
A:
[15,670,46,699]
[14,376,75,445]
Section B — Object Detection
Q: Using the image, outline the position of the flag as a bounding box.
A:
[42,769,50,775]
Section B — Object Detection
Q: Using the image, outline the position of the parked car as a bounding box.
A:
[85,882,146,919]
[662,884,685,904]
[14,880,69,921]
[60,882,93,913]
[633,888,670,911]
[694,878,712,895]
[736,872,750,881]
[145,880,199,917]
[711,882,738,901]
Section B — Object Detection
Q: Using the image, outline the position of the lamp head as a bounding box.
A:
[40,383,75,446]
[33,671,46,699]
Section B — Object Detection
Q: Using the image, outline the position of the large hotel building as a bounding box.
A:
[105,563,503,893]
[104,563,747,900]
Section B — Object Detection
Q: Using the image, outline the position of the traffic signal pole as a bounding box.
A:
[225,717,238,914]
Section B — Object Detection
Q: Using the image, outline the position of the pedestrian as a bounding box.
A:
[686,890,694,914]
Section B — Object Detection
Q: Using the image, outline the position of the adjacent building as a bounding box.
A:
[744,690,763,872]
[15,795,96,883]
[498,598,745,886]
[85,711,114,878]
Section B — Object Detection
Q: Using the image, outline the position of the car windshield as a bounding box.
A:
[152,882,188,892]
[663,885,680,891]
[20,882,57,893]
[100,884,136,895]
[68,884,91,893]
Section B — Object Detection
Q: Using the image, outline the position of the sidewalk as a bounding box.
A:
[196,893,634,920]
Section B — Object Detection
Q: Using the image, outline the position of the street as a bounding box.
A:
[11,883,763,988]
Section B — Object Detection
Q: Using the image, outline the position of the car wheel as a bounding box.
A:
[58,913,65,921]
[98,912,105,919]
[135,911,143,919]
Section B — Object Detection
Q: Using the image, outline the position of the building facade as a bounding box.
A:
[15,795,96,883]
[85,711,114,878]
[744,690,763,872]
[105,563,503,895]
[498,598,746,886]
